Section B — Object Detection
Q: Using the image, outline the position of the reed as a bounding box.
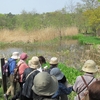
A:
[0,27,78,43]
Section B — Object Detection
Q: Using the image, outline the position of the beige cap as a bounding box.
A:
[82,60,98,73]
[11,52,20,59]
[49,57,58,64]
[28,56,41,69]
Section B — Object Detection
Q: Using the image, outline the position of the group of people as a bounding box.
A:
[3,51,100,100]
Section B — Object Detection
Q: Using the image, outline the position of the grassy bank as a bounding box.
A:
[67,34,100,45]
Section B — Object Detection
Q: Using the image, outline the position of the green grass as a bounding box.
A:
[0,34,100,50]
[0,87,3,100]
[67,34,100,45]
[78,36,100,45]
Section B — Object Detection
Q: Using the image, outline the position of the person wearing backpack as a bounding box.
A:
[32,72,59,100]
[21,56,41,100]
[73,60,98,100]
[11,52,29,100]
[4,52,20,100]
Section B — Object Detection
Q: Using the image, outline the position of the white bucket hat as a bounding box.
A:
[28,56,41,69]
[50,68,64,80]
[32,72,58,96]
[82,60,98,73]
[49,57,58,64]
[11,52,20,59]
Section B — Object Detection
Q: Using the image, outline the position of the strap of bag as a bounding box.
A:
[26,70,36,80]
[78,76,94,100]
[79,76,94,94]
[17,62,24,70]
[81,76,89,90]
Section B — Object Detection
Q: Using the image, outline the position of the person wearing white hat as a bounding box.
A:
[47,57,69,100]
[46,57,58,73]
[4,52,20,100]
[32,72,58,100]
[73,60,98,100]
[12,52,29,100]
[21,56,41,100]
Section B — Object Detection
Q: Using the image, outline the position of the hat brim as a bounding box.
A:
[49,62,58,64]
[56,73,64,80]
[29,64,40,69]
[32,75,58,96]
[82,67,98,73]
[11,56,20,59]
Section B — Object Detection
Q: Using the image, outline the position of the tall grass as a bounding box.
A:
[0,27,78,43]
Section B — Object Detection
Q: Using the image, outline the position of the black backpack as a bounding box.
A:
[3,62,10,77]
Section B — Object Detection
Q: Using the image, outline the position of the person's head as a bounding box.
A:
[28,56,41,69]
[50,67,64,81]
[38,56,46,65]
[32,72,58,96]
[49,57,58,66]
[82,60,97,74]
[11,52,20,60]
[89,81,100,100]
[20,52,28,60]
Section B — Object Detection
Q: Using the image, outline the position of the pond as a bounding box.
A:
[0,40,90,69]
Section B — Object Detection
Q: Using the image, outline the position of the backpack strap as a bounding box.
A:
[26,70,36,80]
[81,76,89,90]
[78,76,94,100]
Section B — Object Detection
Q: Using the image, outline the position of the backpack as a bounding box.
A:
[13,62,24,82]
[81,91,89,100]
[3,62,10,77]
[13,67,20,82]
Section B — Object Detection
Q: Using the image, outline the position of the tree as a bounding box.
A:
[83,6,100,35]
[82,0,100,9]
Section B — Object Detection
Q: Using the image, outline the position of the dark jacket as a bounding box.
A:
[52,82,72,99]
[46,65,57,73]
[22,68,40,98]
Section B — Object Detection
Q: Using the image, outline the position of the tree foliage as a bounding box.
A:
[83,6,100,35]
[0,0,100,36]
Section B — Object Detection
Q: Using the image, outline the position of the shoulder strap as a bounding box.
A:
[26,70,36,80]
[17,62,24,69]
[81,76,94,90]
[78,76,94,100]
[81,76,89,90]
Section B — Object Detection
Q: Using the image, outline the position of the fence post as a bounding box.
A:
[0,58,7,94]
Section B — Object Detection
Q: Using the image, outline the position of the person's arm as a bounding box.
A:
[59,82,73,95]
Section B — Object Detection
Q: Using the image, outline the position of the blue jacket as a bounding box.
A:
[8,58,17,74]
[52,82,72,99]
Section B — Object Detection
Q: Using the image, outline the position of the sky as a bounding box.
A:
[0,0,82,14]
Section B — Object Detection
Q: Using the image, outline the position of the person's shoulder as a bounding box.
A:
[24,67,30,72]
